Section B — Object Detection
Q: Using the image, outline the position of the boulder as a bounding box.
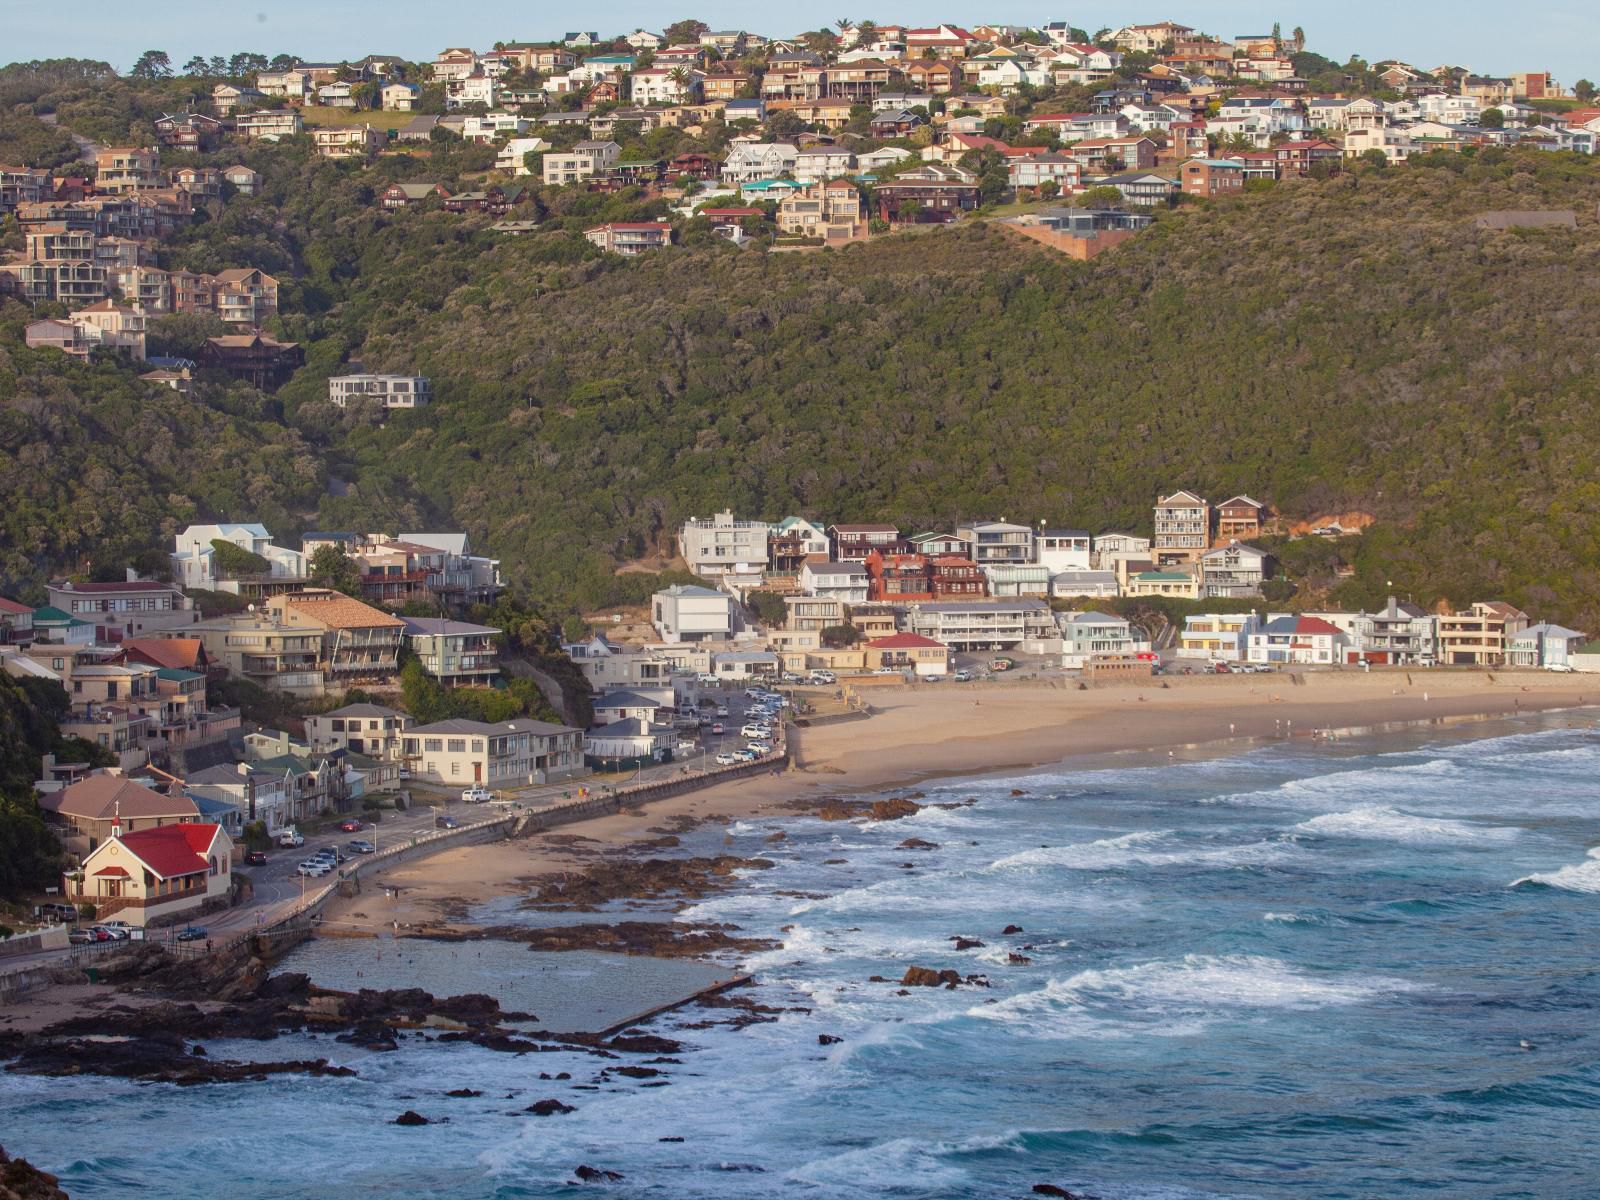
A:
[951,937,984,951]
[900,966,962,988]
[899,838,939,850]
[658,1136,684,1142]
[870,798,921,821]
[1031,1186,1084,1199]
[573,1166,624,1183]
[817,1034,843,1045]
[1009,952,1033,966]
[392,1111,431,1126]
[445,1088,482,1098]
[1002,924,1024,935]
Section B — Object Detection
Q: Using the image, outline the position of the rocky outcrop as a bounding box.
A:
[573,1166,624,1183]
[526,1099,575,1116]
[5,1034,356,1085]
[900,966,962,988]
[522,856,774,912]
[425,921,774,959]
[900,838,939,850]
[0,1145,70,1200]
[392,1111,431,1126]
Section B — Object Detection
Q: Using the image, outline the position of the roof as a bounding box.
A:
[276,592,404,630]
[400,617,501,637]
[804,560,868,576]
[1260,616,1344,636]
[103,823,224,880]
[1066,610,1125,624]
[594,690,664,708]
[1133,571,1195,582]
[50,580,178,594]
[868,633,946,649]
[0,597,32,614]
[41,775,198,822]
[323,703,406,719]
[917,601,1048,613]
[589,717,666,738]
[657,584,726,599]
[120,637,204,670]
[155,667,203,682]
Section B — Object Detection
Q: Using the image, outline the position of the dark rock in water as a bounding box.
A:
[868,975,889,983]
[1010,789,1027,797]
[0,1144,69,1200]
[1003,924,1024,935]
[872,798,922,821]
[257,972,311,999]
[952,937,984,950]
[895,989,910,996]
[526,1099,575,1116]
[573,1165,624,1182]
[899,838,939,850]
[639,1080,671,1087]
[717,1163,767,1172]
[1009,952,1033,966]
[765,831,786,843]
[446,1088,481,1098]
[612,1066,661,1079]
[659,1136,684,1142]
[539,1072,553,1080]
[555,1072,571,1080]
[822,858,848,865]
[392,1111,430,1126]
[190,1043,207,1057]
[818,1034,843,1045]
[1031,1186,1087,1199]
[430,992,503,1023]
[964,974,991,988]
[900,966,962,988]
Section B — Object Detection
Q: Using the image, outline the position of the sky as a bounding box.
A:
[10,2,1598,85]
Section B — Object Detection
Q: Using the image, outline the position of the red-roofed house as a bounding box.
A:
[866,631,951,676]
[906,25,978,56]
[1272,139,1342,176]
[68,821,232,925]
[0,595,33,645]
[118,636,211,673]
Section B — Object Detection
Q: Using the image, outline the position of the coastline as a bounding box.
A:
[324,671,1597,931]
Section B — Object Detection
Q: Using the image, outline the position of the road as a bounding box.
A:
[36,112,101,164]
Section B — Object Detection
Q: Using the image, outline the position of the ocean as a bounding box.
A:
[5,714,1600,1199]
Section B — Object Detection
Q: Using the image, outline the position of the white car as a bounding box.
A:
[676,741,698,755]
[697,673,720,685]
[746,741,773,754]
[461,786,493,803]
[809,671,836,684]
[714,753,741,765]
[1546,663,1576,673]
[297,862,331,877]
[716,705,729,718]
[740,723,771,739]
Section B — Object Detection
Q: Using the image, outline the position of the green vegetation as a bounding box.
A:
[210,537,270,578]
[0,674,113,896]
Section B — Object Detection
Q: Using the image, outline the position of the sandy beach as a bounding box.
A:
[325,669,1597,930]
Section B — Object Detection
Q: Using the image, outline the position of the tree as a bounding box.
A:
[1361,147,1389,168]
[1076,185,1126,208]
[129,50,172,79]
[210,538,270,579]
[1479,107,1504,129]
[1576,79,1596,101]
[182,55,209,77]
[308,544,364,596]
[664,19,710,45]
[821,624,861,648]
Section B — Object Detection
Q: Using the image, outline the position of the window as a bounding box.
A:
[447,739,467,754]
[425,738,444,753]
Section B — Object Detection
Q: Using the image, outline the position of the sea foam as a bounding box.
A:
[1513,847,1600,894]
[1294,806,1518,846]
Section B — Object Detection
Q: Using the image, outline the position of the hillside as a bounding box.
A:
[4,150,1600,629]
[321,153,1600,627]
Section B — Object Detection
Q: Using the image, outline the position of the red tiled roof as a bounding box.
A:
[94,865,130,877]
[869,632,946,649]
[1295,617,1343,636]
[114,823,222,879]
[0,596,31,614]
[121,637,204,670]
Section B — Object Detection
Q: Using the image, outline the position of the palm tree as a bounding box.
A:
[836,17,854,36]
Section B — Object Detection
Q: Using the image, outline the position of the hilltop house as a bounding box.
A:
[67,822,232,926]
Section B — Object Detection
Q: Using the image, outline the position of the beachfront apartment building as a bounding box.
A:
[399,717,586,787]
[678,510,772,577]
[1200,542,1270,599]
[1036,530,1093,573]
[907,601,1055,651]
[799,559,870,604]
[46,579,198,641]
[265,590,405,684]
[1059,610,1138,668]
[185,612,327,697]
[1436,601,1529,666]
[958,521,1035,566]
[1178,613,1262,661]
[1153,491,1211,566]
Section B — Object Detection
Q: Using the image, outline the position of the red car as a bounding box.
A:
[339,819,364,833]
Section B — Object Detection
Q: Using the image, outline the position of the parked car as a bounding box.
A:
[711,722,725,735]
[101,921,136,937]
[697,673,720,685]
[347,840,376,854]
[715,705,729,718]
[731,749,757,762]
[36,902,78,923]
[676,741,698,756]
[746,741,773,754]
[68,927,102,945]
[1546,663,1577,673]
[91,924,129,941]
[175,926,207,942]
[781,672,803,683]
[740,723,771,739]
[953,670,973,682]
[244,850,269,866]
[1211,662,1232,674]
[436,814,461,830]
[277,828,304,848]
[339,819,364,833]
[297,862,331,877]
[461,785,493,804]
[715,752,741,765]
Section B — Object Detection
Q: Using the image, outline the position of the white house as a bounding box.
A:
[586,717,674,763]
[68,822,232,927]
[652,585,735,643]
[591,689,666,724]
[1200,542,1270,599]
[722,142,800,183]
[1344,127,1415,162]
[677,510,772,576]
[630,68,704,105]
[798,559,869,604]
[1037,529,1092,573]
[772,516,830,560]
[447,73,498,110]
[1507,623,1587,668]
[907,601,1055,650]
[462,112,530,141]
[381,83,419,110]
[857,146,913,171]
[1246,615,1348,664]
[171,523,306,592]
[712,650,780,680]
[497,137,551,174]
[1050,569,1120,599]
[792,147,855,183]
